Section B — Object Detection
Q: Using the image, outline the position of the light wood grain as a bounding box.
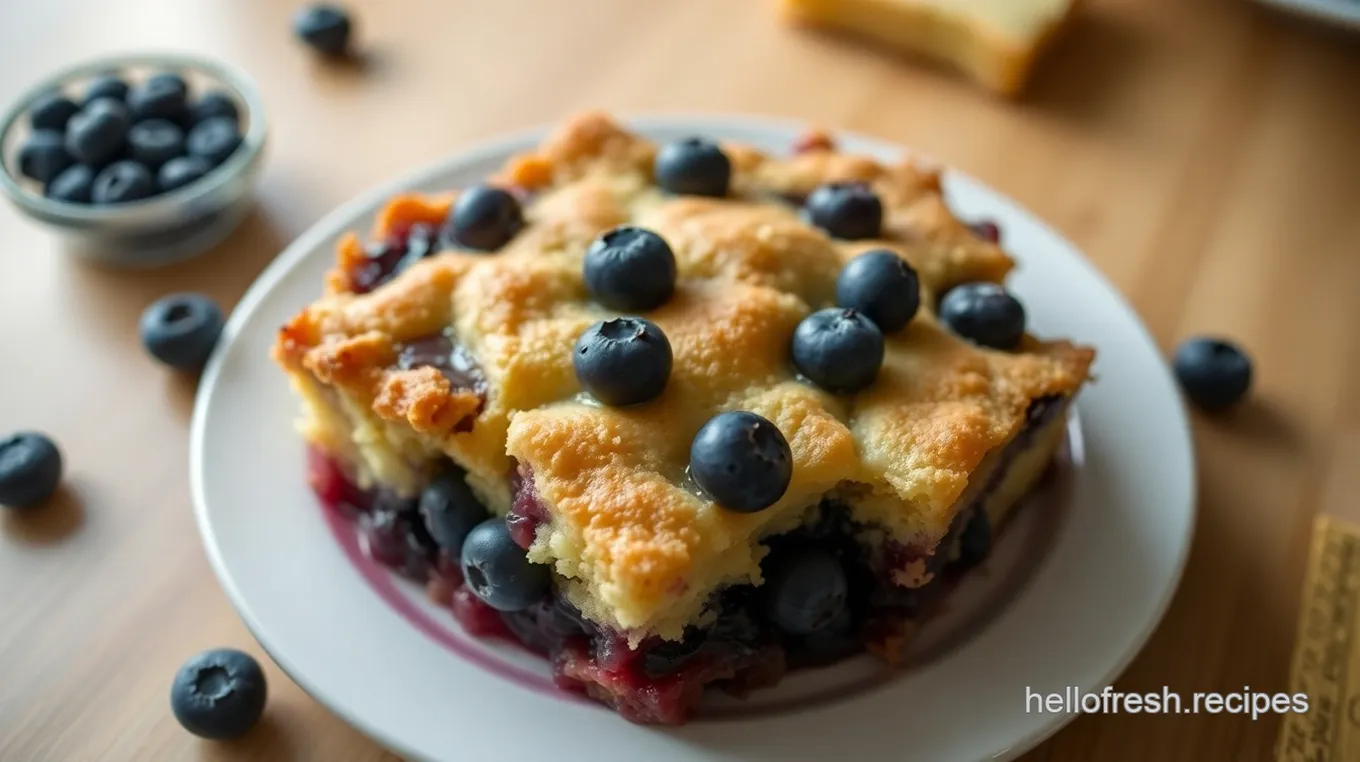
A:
[2,0,1358,759]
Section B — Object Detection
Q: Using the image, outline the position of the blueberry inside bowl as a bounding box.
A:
[0,53,267,268]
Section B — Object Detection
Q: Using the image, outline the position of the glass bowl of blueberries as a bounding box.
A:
[0,53,266,268]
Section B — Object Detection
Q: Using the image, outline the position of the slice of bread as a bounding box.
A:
[780,0,1081,96]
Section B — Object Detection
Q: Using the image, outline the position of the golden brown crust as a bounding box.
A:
[273,112,1094,640]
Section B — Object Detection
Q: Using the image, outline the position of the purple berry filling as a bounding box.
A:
[393,332,489,431]
[350,223,440,294]
[305,392,1066,723]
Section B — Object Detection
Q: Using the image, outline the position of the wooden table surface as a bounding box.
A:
[3,0,1358,760]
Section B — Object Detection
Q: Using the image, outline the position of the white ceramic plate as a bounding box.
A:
[1253,0,1360,30]
[191,116,1195,762]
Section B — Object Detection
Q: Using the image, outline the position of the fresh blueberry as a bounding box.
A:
[836,249,921,333]
[419,469,489,552]
[573,317,672,406]
[460,518,551,612]
[793,604,861,664]
[45,164,96,203]
[157,155,213,193]
[82,96,131,121]
[441,185,523,252]
[29,92,79,131]
[583,227,677,311]
[139,293,224,370]
[64,99,131,166]
[127,119,185,169]
[294,4,354,56]
[791,308,884,394]
[360,501,436,580]
[689,411,792,513]
[804,182,883,240]
[955,509,991,570]
[1173,337,1253,411]
[0,432,63,509]
[148,72,190,99]
[18,130,74,184]
[761,546,848,635]
[654,137,731,197]
[170,648,267,740]
[128,75,190,125]
[192,91,240,125]
[82,74,130,105]
[92,161,154,204]
[186,117,243,166]
[938,282,1027,350]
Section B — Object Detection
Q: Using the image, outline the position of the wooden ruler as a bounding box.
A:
[1278,515,1360,762]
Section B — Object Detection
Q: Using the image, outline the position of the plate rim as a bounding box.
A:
[191,113,1197,762]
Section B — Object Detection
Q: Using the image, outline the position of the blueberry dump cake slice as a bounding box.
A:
[274,113,1094,724]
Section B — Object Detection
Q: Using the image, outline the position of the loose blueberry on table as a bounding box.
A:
[573,317,673,406]
[583,226,677,311]
[791,307,886,394]
[139,293,225,370]
[938,282,1027,350]
[170,648,267,740]
[294,4,354,57]
[0,432,63,509]
[1173,337,1252,411]
[654,137,732,198]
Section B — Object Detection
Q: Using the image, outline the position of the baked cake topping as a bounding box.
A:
[274,112,1094,654]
